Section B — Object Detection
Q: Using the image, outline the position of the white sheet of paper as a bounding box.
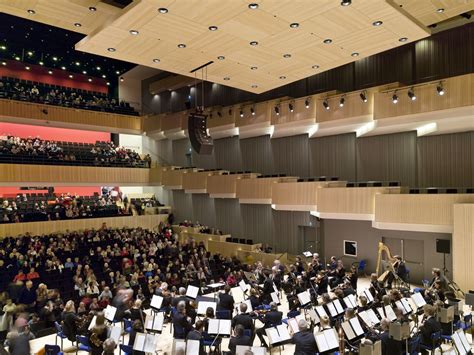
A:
[276,324,291,342]
[377,307,384,319]
[324,328,339,349]
[349,317,364,336]
[207,319,231,335]
[144,334,157,353]
[303,251,313,257]
[344,295,357,308]
[411,292,426,309]
[271,292,280,305]
[208,282,225,288]
[236,346,266,355]
[363,289,374,303]
[88,315,97,330]
[384,305,397,321]
[186,285,199,299]
[239,280,249,293]
[358,311,373,327]
[342,321,356,340]
[173,339,186,354]
[110,326,121,344]
[316,305,328,318]
[145,313,164,332]
[133,332,146,351]
[401,298,412,313]
[104,305,117,322]
[327,302,338,317]
[297,291,311,306]
[452,331,468,355]
[314,332,329,352]
[273,284,279,294]
[367,309,380,325]
[308,309,320,324]
[197,301,217,315]
[288,314,305,334]
[333,299,344,314]
[395,300,408,315]
[458,329,471,353]
[186,339,200,355]
[231,286,245,303]
[150,295,163,309]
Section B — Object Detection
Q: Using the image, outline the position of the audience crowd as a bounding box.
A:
[0,77,139,116]
[0,135,151,168]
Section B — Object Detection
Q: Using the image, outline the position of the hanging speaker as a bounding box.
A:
[188,112,213,155]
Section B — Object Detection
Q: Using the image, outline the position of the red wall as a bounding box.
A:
[0,60,108,94]
[0,122,110,144]
[0,186,101,198]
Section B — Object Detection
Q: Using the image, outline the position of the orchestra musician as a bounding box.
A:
[217,285,235,318]
[228,324,252,355]
[172,301,193,339]
[417,304,442,352]
[231,303,255,341]
[255,302,283,348]
[380,318,404,355]
[429,268,449,292]
[291,319,318,355]
[386,255,408,289]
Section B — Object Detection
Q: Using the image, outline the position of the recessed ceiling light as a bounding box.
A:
[52,56,58,61]
[437,8,444,13]
[290,23,299,28]
[61,66,66,70]
[27,9,35,14]
[69,75,73,78]
[279,76,286,79]
[177,44,186,48]
[373,20,383,26]
[89,6,96,11]
[48,70,53,75]
[250,41,258,46]
[25,66,30,70]
[115,71,120,74]
[158,8,168,13]
[283,53,291,58]
[107,47,116,52]
[1,62,6,66]
[96,66,101,70]
[248,3,259,9]
[251,84,258,88]
[102,74,106,78]
[129,30,139,35]
[323,39,332,44]
[223,77,230,81]
[209,26,218,31]
[217,56,225,60]
[341,0,351,6]
[250,66,258,70]
[82,70,87,74]
[312,65,320,69]
[74,23,82,27]
[399,37,408,42]
[88,78,92,82]
[15,56,20,61]
[75,61,80,66]
[351,52,359,57]
[120,77,124,82]
[106,82,110,86]
[153,58,160,63]
[27,51,33,56]
[38,61,44,65]
[0,46,6,50]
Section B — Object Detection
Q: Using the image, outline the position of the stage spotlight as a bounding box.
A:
[217,111,222,117]
[408,87,416,101]
[360,91,368,102]
[120,77,124,82]
[341,0,351,6]
[274,105,280,115]
[240,109,244,118]
[339,97,345,107]
[392,92,398,104]
[323,99,330,110]
[436,82,445,96]
[228,108,232,116]
[305,98,310,108]
[289,103,294,112]
[250,107,255,116]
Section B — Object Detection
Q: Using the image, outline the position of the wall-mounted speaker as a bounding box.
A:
[188,112,213,155]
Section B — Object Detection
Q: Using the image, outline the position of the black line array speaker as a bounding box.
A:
[188,112,213,155]
[436,239,450,254]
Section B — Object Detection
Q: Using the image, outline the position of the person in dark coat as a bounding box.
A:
[61,300,79,342]
[231,303,255,338]
[172,301,193,339]
[217,285,235,318]
[186,320,206,355]
[380,318,403,355]
[255,302,283,348]
[419,305,442,348]
[292,319,317,355]
[228,325,252,355]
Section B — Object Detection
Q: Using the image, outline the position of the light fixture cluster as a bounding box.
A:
[321,91,369,111]
[238,106,257,118]
[391,82,445,103]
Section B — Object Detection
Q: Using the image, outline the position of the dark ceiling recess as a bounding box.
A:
[100,0,134,9]
[0,13,136,87]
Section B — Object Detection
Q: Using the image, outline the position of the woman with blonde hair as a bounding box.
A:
[89,312,107,355]
[62,300,79,342]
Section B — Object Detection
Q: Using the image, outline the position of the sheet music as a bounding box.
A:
[451,331,467,355]
[208,319,231,335]
[133,332,146,351]
[358,311,374,327]
[327,302,338,317]
[110,325,121,344]
[324,328,339,349]
[308,309,320,324]
[349,317,364,336]
[410,292,426,309]
[88,315,97,330]
[150,295,164,309]
[344,294,357,308]
[342,321,356,340]
[363,289,374,303]
[235,346,266,355]
[367,309,380,325]
[273,283,279,294]
[297,291,311,306]
[458,329,471,353]
[271,291,280,305]
[265,324,291,344]
[395,300,408,315]
[173,339,187,354]
[314,332,330,352]
[207,282,225,288]
[186,339,200,355]
[384,305,397,321]
[239,280,250,292]
[315,305,328,318]
[145,312,164,332]
[377,307,384,319]
[186,285,199,299]
[333,299,344,314]
[288,314,305,334]
[104,305,117,322]
[197,301,217,315]
[303,251,313,257]
[231,286,245,303]
[145,334,158,353]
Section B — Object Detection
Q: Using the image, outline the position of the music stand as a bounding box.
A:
[389,321,410,354]
[359,340,382,355]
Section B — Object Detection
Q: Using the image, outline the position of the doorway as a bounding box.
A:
[299,223,321,257]
[382,237,424,284]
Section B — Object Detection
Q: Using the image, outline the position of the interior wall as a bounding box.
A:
[322,219,452,283]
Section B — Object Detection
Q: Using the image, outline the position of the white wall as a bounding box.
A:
[119,134,143,154]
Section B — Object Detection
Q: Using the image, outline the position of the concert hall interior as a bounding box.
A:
[0,1,474,354]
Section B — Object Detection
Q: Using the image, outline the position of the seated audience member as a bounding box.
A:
[62,300,79,342]
[229,324,252,354]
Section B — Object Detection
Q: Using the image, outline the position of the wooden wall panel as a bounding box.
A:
[452,204,474,291]
[0,99,141,134]
[237,177,295,203]
[309,133,357,181]
[235,101,270,128]
[0,214,168,238]
[270,96,317,126]
[356,132,417,186]
[417,131,474,188]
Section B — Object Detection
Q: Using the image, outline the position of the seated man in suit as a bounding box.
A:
[231,303,255,340]
[217,285,235,319]
[229,324,252,354]
[292,319,317,355]
[419,304,442,351]
[255,302,283,348]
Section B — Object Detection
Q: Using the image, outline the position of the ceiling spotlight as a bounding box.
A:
[323,39,332,44]
[39,61,44,66]
[158,8,168,13]
[360,91,368,102]
[102,74,106,78]
[89,6,96,11]
[279,76,286,79]
[217,111,222,117]
[250,41,258,46]
[52,56,58,61]
[74,23,82,27]
[250,107,255,116]
[351,52,359,57]
[177,44,186,48]
[223,77,230,81]
[27,9,35,14]
[305,98,310,108]
[107,48,116,52]
[290,23,299,28]
[283,54,291,58]
[0,45,6,50]
[15,56,20,61]
[408,87,416,101]
[82,70,87,74]
[312,65,319,69]
[372,20,383,26]
[323,99,330,110]
[75,61,80,66]
[217,56,225,60]
[436,82,445,96]
[437,8,444,13]
[115,70,120,74]
[240,109,244,118]
[96,66,101,70]
[399,37,408,42]
[69,74,73,78]
[1,62,6,66]
[25,66,30,70]
[289,103,294,112]
[392,92,398,104]
[61,66,66,70]
[209,26,218,31]
[88,78,92,82]
[250,66,258,70]
[251,84,258,88]
[248,3,259,9]
[274,105,280,115]
[339,97,345,107]
[129,30,139,35]
[27,51,33,56]
[228,108,232,115]
[341,0,351,6]
[120,77,124,82]
[153,58,160,63]
[48,70,53,75]
[106,82,110,86]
